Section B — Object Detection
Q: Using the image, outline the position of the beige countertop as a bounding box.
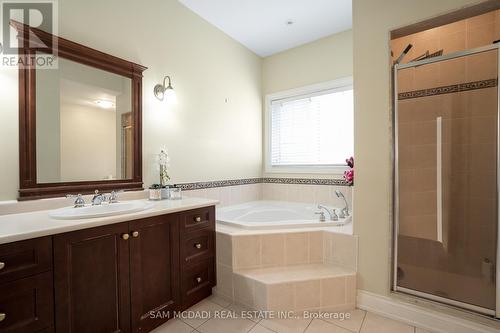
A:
[0,196,218,244]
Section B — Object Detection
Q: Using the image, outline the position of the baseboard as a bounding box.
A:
[357,290,500,333]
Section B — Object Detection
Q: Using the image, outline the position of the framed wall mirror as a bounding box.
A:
[13,20,147,200]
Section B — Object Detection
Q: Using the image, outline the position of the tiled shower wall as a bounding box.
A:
[392,9,498,309]
[393,10,498,253]
[392,10,500,67]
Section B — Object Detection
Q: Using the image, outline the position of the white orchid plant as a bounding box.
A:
[156,147,171,187]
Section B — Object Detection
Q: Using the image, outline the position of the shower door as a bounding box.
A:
[393,45,499,316]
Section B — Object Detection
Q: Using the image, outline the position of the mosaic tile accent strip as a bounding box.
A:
[262,177,348,186]
[177,177,349,191]
[398,78,497,100]
[177,178,262,191]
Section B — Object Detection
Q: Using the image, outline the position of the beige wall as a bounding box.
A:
[262,30,353,95]
[353,0,485,296]
[0,0,262,200]
[262,30,353,179]
[36,68,61,183]
[60,104,117,182]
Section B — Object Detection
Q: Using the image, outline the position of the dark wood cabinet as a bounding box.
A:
[54,223,131,333]
[0,206,216,333]
[181,228,215,265]
[48,206,215,333]
[0,237,54,332]
[180,206,216,308]
[181,258,215,308]
[0,272,54,333]
[0,237,52,284]
[129,215,180,332]
[180,207,214,233]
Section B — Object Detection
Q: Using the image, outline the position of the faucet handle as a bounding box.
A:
[66,194,85,208]
[315,211,326,222]
[332,209,339,221]
[343,207,350,217]
[109,190,123,203]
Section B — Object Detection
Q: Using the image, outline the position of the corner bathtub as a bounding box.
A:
[216,201,352,230]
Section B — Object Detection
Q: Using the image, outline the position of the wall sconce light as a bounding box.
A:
[154,75,177,104]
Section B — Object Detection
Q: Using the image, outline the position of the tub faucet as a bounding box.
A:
[317,205,338,221]
[335,190,349,217]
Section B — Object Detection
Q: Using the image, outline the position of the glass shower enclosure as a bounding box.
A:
[393,44,499,317]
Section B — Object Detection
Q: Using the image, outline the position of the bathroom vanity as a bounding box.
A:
[0,201,217,333]
[0,18,218,333]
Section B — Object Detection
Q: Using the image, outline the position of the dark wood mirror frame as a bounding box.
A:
[12,20,147,200]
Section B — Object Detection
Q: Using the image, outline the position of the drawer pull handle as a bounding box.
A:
[194,216,202,222]
[194,243,202,249]
[196,277,202,283]
[0,262,4,270]
[0,313,5,322]
[132,231,139,238]
[121,233,130,240]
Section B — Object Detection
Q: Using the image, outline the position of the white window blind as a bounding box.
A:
[270,87,353,167]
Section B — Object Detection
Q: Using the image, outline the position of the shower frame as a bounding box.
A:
[392,43,500,318]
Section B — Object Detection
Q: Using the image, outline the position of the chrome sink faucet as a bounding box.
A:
[317,204,338,221]
[91,190,107,206]
[67,194,85,208]
[335,190,349,218]
[108,190,123,203]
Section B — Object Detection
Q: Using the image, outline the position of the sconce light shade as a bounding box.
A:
[163,86,177,104]
[154,75,177,104]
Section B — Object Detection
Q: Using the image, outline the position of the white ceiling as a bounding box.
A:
[178,0,352,57]
[60,79,118,110]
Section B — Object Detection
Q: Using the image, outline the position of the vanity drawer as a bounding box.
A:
[181,258,215,308]
[181,229,215,265]
[0,237,52,283]
[180,207,215,234]
[0,272,54,333]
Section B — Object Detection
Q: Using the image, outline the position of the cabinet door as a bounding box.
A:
[0,237,52,284]
[54,223,131,333]
[129,215,180,332]
[0,272,54,333]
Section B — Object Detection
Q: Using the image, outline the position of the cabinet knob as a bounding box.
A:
[196,277,202,283]
[0,313,6,322]
[194,216,202,222]
[132,231,139,238]
[121,233,130,240]
[194,243,202,249]
[0,262,5,270]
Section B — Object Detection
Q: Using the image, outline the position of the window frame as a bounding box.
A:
[264,77,353,175]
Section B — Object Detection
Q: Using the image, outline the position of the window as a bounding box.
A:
[265,78,353,173]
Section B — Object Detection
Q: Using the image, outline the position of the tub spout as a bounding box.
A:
[335,190,349,217]
[317,205,338,221]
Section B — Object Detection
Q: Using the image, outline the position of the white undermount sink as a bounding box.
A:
[49,201,154,220]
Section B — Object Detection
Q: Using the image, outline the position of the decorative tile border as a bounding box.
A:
[177,178,262,191]
[262,177,348,186]
[177,177,349,191]
[398,78,497,100]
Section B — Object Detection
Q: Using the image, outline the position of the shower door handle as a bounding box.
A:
[436,116,443,243]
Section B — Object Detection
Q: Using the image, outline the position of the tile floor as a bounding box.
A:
[151,295,432,333]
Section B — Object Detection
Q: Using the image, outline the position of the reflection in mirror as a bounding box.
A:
[36,57,133,183]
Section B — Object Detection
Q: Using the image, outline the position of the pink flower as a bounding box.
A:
[346,156,354,168]
[344,156,354,185]
[344,169,354,185]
